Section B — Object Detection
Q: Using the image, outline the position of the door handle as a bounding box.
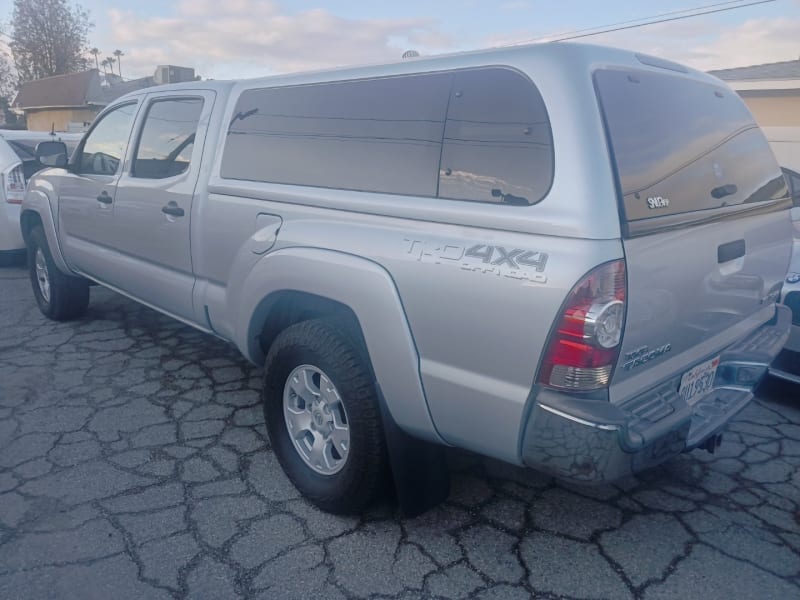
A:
[718,239,745,263]
[161,202,185,217]
[711,183,738,200]
[96,191,113,204]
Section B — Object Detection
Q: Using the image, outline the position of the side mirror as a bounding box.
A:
[35,141,69,168]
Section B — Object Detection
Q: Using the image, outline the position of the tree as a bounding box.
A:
[0,28,21,125]
[100,57,109,73]
[0,49,14,100]
[112,49,123,78]
[10,0,93,82]
[89,47,99,71]
[0,53,19,125]
[105,56,114,76]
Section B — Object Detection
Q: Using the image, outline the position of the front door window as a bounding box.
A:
[78,102,138,175]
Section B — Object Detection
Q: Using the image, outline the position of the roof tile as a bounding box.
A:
[709,59,800,81]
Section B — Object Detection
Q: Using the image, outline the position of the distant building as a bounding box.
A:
[709,58,800,128]
[710,58,800,171]
[13,65,196,132]
[154,65,196,85]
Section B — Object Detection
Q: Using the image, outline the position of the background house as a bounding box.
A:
[709,58,800,128]
[13,65,196,132]
[13,70,105,132]
[710,59,800,171]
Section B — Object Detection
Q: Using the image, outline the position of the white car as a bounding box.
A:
[770,166,800,383]
[0,130,81,265]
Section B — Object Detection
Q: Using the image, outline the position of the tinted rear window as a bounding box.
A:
[595,69,786,222]
[221,68,554,204]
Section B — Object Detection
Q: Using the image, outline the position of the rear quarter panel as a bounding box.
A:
[198,188,623,463]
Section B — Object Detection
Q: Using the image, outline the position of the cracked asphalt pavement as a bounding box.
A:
[1,264,799,599]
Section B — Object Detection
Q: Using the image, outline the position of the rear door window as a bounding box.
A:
[133,97,204,179]
[595,69,786,223]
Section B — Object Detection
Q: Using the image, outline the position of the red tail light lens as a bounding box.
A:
[537,260,627,391]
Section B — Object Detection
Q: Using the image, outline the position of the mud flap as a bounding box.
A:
[376,387,450,517]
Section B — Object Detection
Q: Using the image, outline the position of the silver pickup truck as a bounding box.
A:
[20,43,792,515]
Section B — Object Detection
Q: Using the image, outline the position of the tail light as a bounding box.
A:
[537,259,627,391]
[3,163,25,204]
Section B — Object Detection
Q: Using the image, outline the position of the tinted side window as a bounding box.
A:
[133,98,204,179]
[79,103,137,175]
[222,73,452,196]
[438,68,553,205]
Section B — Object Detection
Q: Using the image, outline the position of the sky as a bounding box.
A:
[1,0,799,80]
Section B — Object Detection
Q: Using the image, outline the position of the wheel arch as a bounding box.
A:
[232,247,443,445]
[251,290,365,365]
[20,188,71,274]
[19,209,42,246]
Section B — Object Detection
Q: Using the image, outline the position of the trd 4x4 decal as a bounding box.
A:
[403,238,548,284]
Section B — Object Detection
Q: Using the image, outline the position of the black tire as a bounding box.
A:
[263,318,388,514]
[27,226,89,321]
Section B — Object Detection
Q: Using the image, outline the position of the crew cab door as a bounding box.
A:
[59,101,139,273]
[102,91,215,322]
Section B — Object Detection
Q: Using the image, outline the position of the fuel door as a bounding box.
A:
[251,213,282,254]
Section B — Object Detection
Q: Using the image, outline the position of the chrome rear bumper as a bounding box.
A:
[521,304,791,483]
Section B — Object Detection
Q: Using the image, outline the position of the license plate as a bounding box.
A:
[678,356,719,406]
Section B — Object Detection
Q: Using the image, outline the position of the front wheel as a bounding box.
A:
[27,226,89,321]
[262,319,388,514]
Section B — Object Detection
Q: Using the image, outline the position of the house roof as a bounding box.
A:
[103,76,157,99]
[709,58,800,81]
[13,70,158,110]
[13,70,104,109]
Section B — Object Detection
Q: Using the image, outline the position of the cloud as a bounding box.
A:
[685,17,800,70]
[101,1,453,80]
[582,16,800,71]
[500,1,532,10]
[483,15,800,72]
[97,3,798,82]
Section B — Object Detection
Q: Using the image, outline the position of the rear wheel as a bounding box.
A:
[262,319,387,514]
[27,226,89,321]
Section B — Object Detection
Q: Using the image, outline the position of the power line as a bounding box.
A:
[536,0,765,41]
[552,0,776,42]
[506,0,776,46]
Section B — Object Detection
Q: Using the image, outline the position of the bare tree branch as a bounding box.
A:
[10,0,93,83]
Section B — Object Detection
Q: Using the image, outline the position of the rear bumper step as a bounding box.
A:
[520,304,791,484]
